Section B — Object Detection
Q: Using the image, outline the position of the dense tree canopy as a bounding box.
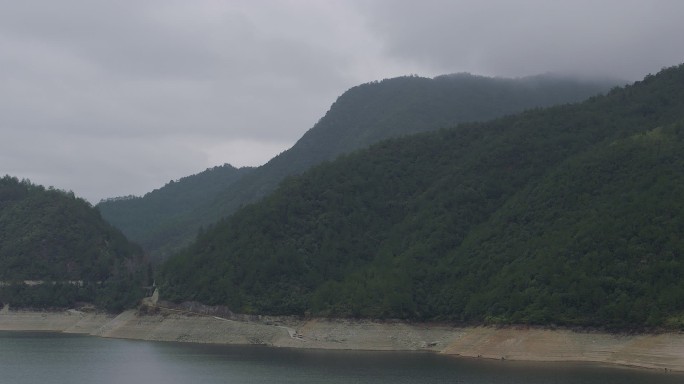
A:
[100,74,614,260]
[97,164,253,262]
[0,177,148,311]
[158,64,684,330]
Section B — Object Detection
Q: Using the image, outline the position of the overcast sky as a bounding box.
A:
[2,0,683,203]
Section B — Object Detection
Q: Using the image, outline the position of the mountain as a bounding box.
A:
[100,73,616,260]
[158,64,684,330]
[0,176,148,311]
[97,164,253,261]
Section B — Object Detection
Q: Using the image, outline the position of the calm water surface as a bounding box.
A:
[0,331,681,384]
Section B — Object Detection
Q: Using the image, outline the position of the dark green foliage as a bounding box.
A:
[0,177,148,311]
[104,74,614,260]
[158,64,684,329]
[450,123,684,328]
[97,164,253,262]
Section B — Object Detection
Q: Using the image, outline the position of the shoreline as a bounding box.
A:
[1,308,683,373]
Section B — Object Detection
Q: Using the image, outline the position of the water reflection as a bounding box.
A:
[0,331,681,384]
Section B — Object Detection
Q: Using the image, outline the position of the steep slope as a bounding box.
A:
[158,64,684,329]
[97,164,253,261]
[108,74,615,259]
[0,176,148,311]
[209,74,615,218]
[449,123,684,328]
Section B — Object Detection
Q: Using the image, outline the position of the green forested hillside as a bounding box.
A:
[207,74,615,226]
[0,176,148,310]
[159,64,684,329]
[104,74,614,259]
[449,124,684,328]
[97,164,253,261]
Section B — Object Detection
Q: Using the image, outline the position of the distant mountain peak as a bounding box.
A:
[99,71,617,261]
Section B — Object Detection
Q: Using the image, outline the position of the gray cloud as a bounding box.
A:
[1,0,682,202]
[352,0,684,80]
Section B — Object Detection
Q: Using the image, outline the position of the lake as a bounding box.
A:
[1,331,681,383]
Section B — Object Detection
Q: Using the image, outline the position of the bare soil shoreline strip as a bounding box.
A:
[1,309,683,373]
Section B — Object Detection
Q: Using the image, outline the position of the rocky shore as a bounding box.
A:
[1,307,683,372]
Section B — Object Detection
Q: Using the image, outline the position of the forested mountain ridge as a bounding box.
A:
[97,164,253,261]
[159,64,684,329]
[261,73,617,174]
[101,73,615,260]
[0,176,148,311]
[209,74,616,219]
